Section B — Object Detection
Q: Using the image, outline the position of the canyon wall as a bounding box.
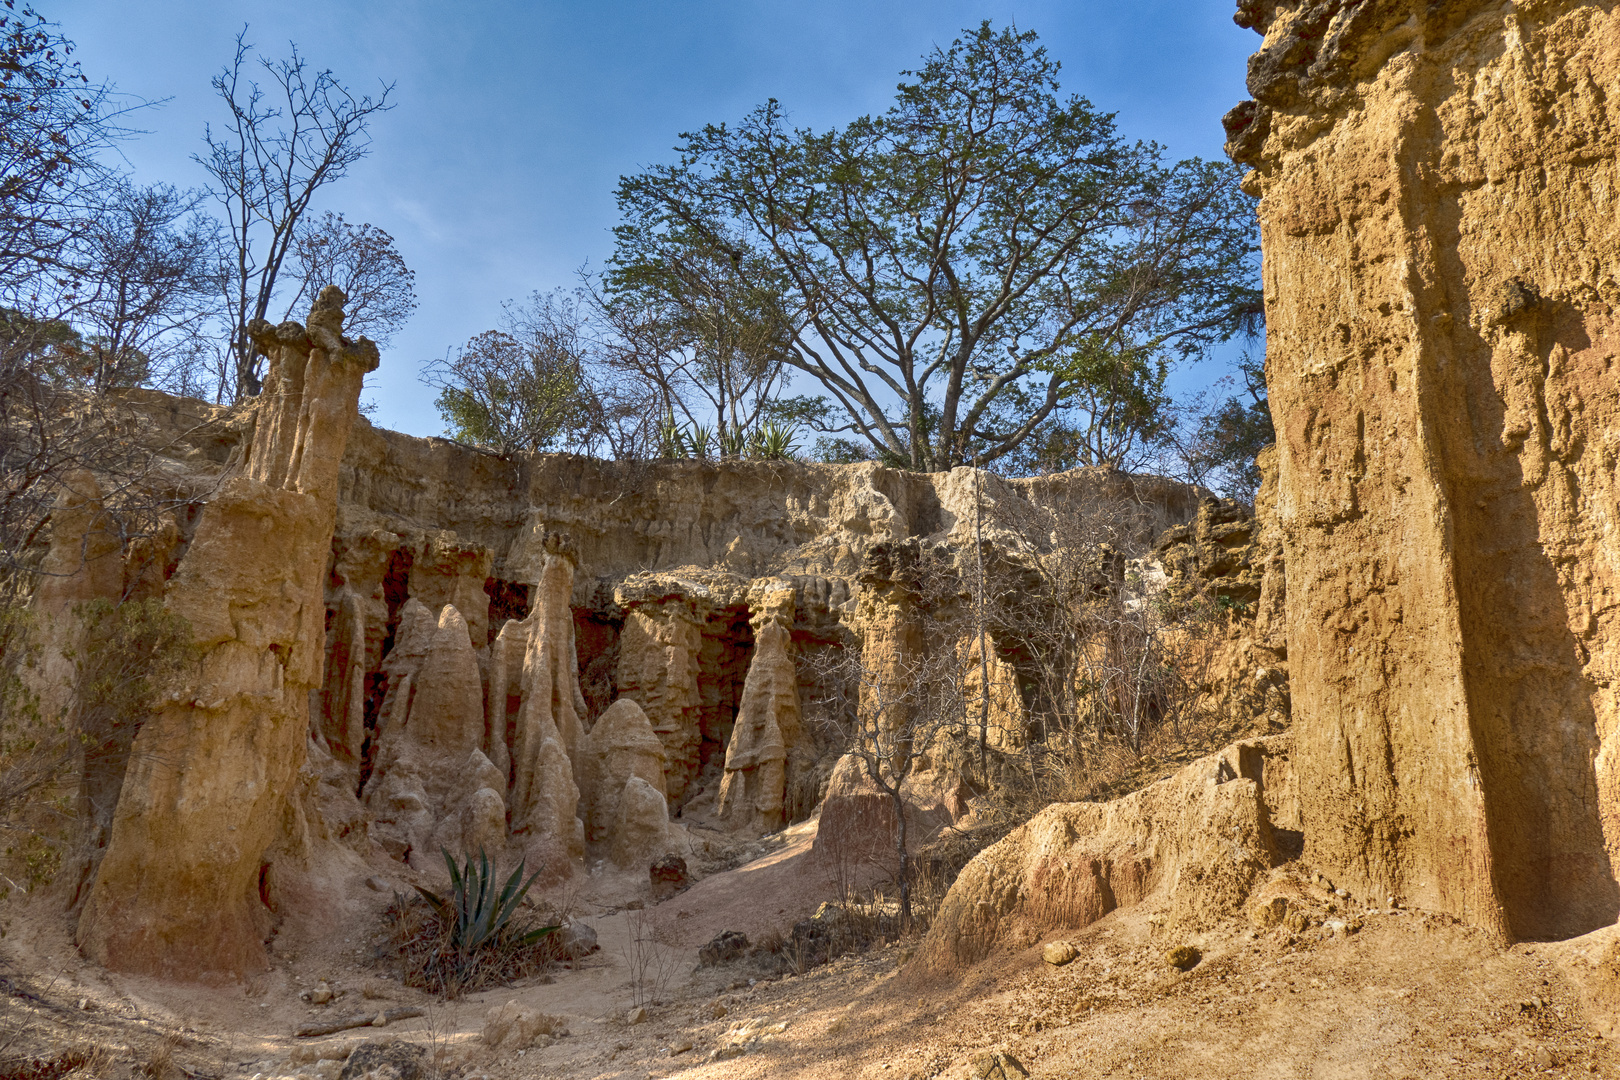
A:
[61,377,1205,977]
[1227,0,1620,939]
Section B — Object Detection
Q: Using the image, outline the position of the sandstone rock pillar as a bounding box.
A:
[1228,1,1620,939]
[614,595,703,802]
[717,588,801,834]
[76,287,379,976]
[507,532,587,858]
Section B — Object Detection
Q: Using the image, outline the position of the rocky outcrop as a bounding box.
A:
[582,698,668,853]
[503,531,589,865]
[1229,0,1620,940]
[919,736,1294,970]
[615,594,705,803]
[61,370,1210,976]
[76,287,379,977]
[362,600,505,867]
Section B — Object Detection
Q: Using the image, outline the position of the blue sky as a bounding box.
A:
[60,0,1256,439]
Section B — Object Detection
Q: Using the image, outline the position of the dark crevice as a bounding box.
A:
[485,577,531,644]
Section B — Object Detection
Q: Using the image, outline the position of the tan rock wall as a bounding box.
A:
[76,288,378,977]
[1230,0,1620,939]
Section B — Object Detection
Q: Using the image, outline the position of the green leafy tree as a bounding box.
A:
[602,231,796,449]
[422,291,592,458]
[615,22,1258,472]
[1175,352,1274,502]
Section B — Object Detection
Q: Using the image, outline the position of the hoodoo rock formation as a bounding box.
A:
[1226,0,1620,939]
[48,365,1206,976]
[76,288,380,977]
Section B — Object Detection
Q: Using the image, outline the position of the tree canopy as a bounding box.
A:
[614,22,1259,472]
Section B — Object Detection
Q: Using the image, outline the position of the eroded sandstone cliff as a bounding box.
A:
[48,362,1208,976]
[1227,0,1620,940]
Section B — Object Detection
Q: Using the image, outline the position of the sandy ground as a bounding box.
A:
[5,815,1620,1080]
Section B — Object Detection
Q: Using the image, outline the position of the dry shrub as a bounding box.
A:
[621,908,681,1008]
[138,1033,185,1080]
[0,1049,93,1080]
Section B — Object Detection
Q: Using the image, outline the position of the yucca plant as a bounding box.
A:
[400,848,560,996]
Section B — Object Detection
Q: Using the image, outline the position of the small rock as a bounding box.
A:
[555,920,599,959]
[1165,945,1202,971]
[650,853,689,900]
[365,876,390,892]
[705,999,729,1020]
[310,982,334,1005]
[699,930,750,966]
[969,1050,1030,1079]
[483,1001,566,1050]
[669,1040,694,1055]
[338,1042,425,1080]
[625,899,645,911]
[1042,941,1078,966]
[1251,896,1290,929]
[371,1011,389,1027]
[627,1006,648,1025]
[709,1045,746,1062]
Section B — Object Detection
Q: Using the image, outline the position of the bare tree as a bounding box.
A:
[67,180,221,394]
[198,30,394,399]
[282,210,416,347]
[0,4,126,301]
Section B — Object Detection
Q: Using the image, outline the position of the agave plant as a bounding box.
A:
[657,411,687,459]
[718,425,749,459]
[755,420,799,461]
[687,423,714,460]
[414,848,557,958]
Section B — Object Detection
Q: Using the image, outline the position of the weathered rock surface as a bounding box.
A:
[716,587,800,834]
[76,287,379,977]
[582,698,668,849]
[363,601,502,867]
[1231,0,1620,940]
[919,736,1294,971]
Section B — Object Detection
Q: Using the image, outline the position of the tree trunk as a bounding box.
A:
[892,785,911,932]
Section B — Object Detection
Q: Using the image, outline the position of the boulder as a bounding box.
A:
[583,698,667,845]
[918,737,1290,971]
[610,775,671,871]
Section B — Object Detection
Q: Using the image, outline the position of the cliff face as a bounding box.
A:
[59,379,1207,977]
[1229,0,1620,940]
